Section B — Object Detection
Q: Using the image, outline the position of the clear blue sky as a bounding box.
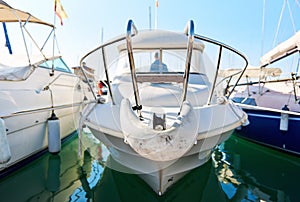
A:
[4,0,300,67]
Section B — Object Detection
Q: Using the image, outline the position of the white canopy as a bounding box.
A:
[219,66,282,78]
[117,30,205,52]
[0,0,53,27]
[260,31,300,66]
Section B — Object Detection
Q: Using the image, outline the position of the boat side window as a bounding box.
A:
[39,58,72,73]
[232,97,257,106]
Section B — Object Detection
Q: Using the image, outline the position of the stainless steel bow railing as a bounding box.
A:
[126,19,143,119]
[179,20,195,115]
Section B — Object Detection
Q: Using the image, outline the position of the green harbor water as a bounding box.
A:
[0,131,300,202]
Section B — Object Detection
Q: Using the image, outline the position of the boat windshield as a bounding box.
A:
[39,57,72,73]
[115,49,205,75]
[80,29,248,99]
[0,57,71,81]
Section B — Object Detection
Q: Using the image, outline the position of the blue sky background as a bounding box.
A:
[4,0,300,67]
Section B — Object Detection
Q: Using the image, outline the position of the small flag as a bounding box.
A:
[54,0,68,25]
[155,0,159,8]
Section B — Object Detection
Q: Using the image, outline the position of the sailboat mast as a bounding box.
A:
[261,0,266,57]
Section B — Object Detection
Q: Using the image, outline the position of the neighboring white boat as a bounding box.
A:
[79,19,248,195]
[229,30,300,155]
[0,1,93,173]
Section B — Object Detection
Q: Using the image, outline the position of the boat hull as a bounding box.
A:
[82,96,246,194]
[87,124,233,194]
[235,108,300,156]
[0,68,91,173]
[0,106,80,173]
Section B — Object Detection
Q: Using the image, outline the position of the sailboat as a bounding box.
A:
[79,19,248,195]
[230,30,300,155]
[0,1,92,174]
[228,0,300,156]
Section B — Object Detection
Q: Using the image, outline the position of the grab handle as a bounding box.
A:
[179,20,194,115]
[126,20,143,119]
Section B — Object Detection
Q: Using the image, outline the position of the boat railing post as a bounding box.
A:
[246,75,251,97]
[179,20,194,115]
[101,48,115,105]
[178,34,248,99]
[291,72,298,102]
[126,19,143,119]
[79,63,97,101]
[207,45,223,105]
[224,75,233,97]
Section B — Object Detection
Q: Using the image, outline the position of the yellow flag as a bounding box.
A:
[54,0,68,25]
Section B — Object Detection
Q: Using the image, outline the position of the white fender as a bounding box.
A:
[0,118,11,164]
[48,112,61,154]
[280,105,289,131]
[280,112,289,131]
[120,99,198,161]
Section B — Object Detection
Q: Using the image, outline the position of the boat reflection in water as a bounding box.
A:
[75,129,228,201]
[213,134,300,202]
[91,158,225,202]
[0,134,105,202]
[0,133,300,201]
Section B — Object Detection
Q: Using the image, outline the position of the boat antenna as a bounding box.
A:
[149,6,152,30]
[52,0,68,76]
[155,0,158,29]
[51,1,58,76]
[101,27,104,43]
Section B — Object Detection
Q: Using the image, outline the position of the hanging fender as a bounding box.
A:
[47,112,61,154]
[280,105,289,132]
[0,118,11,164]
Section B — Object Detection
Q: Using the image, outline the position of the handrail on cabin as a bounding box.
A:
[193,34,249,99]
[179,20,194,115]
[126,19,143,119]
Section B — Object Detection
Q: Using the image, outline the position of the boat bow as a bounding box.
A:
[120,98,198,162]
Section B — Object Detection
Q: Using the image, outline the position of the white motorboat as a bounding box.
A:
[0,1,93,173]
[79,19,248,195]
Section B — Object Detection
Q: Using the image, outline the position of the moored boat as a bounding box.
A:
[79,19,248,195]
[230,30,300,156]
[0,1,93,174]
